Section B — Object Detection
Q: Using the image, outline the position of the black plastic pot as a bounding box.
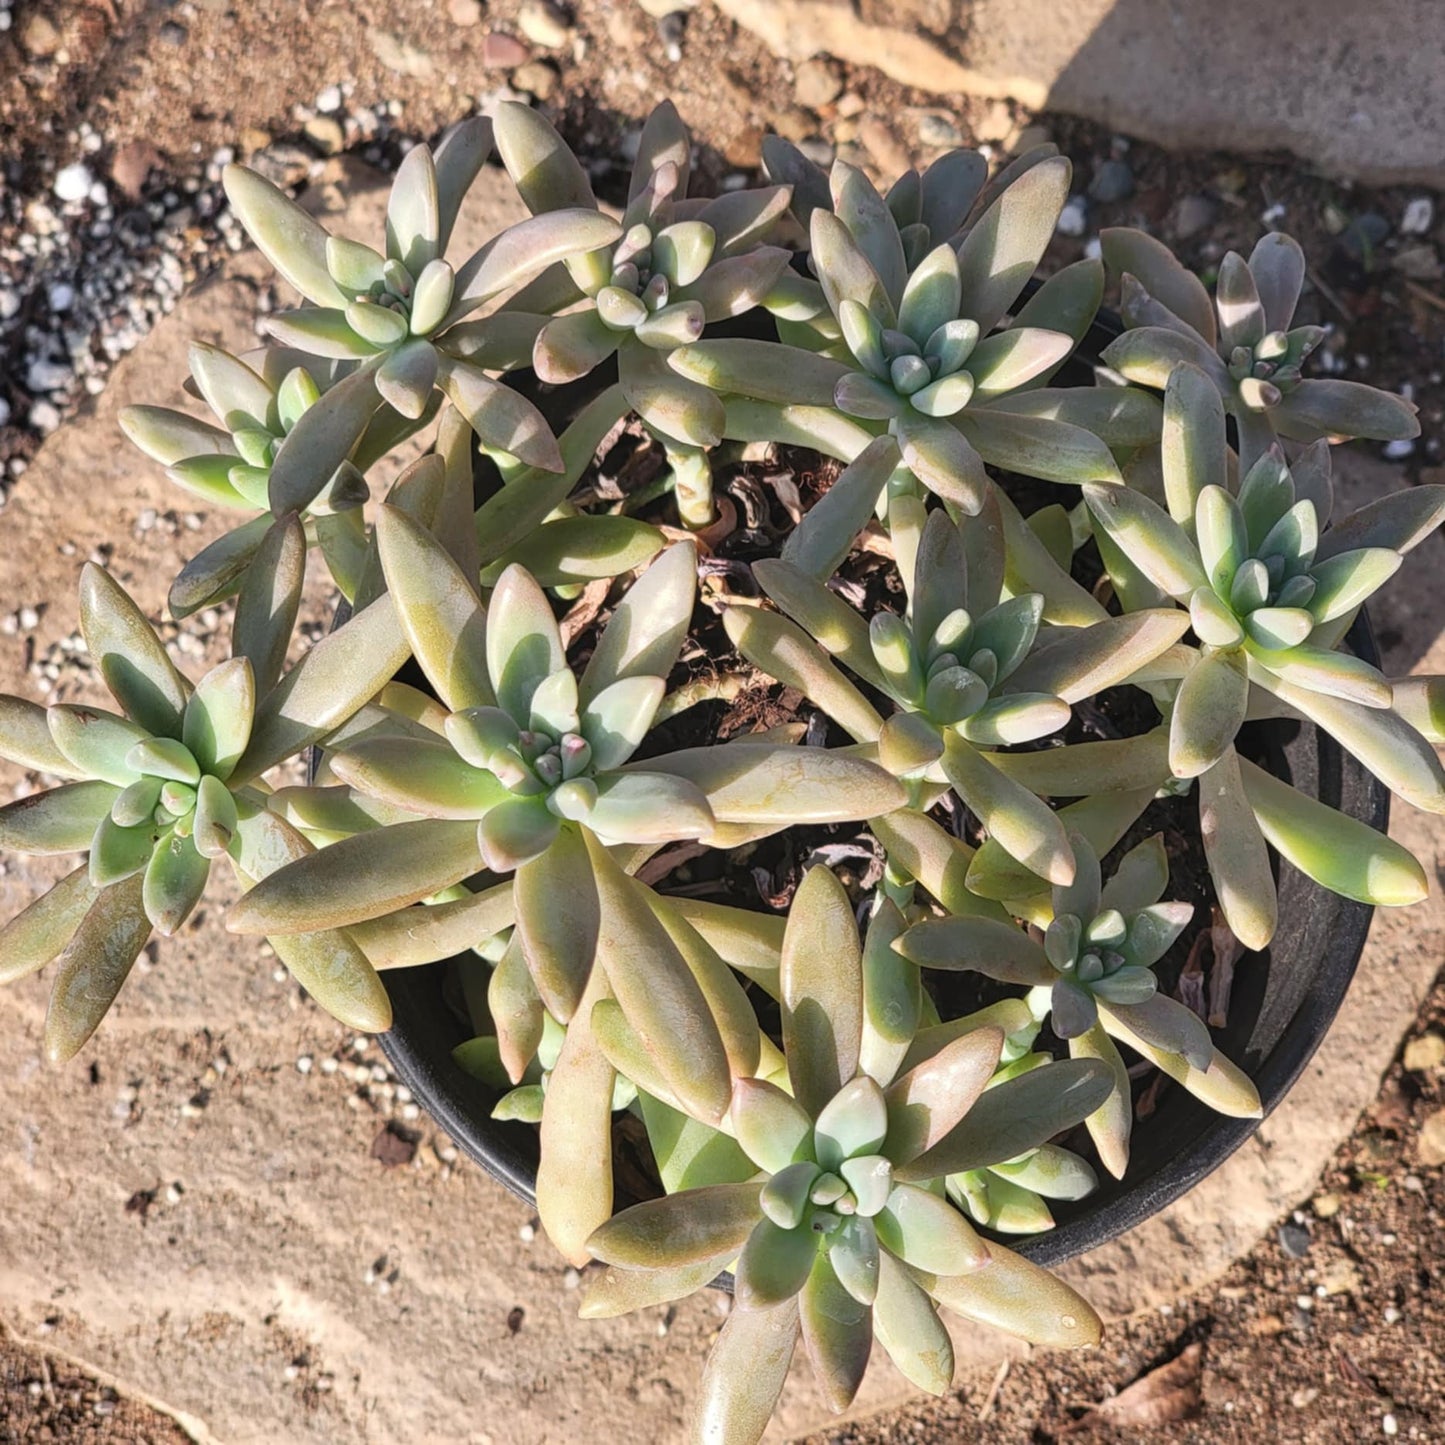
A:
[372,298,1389,1267]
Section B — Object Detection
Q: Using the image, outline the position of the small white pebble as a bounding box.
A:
[296,1055,313,1074]
[1296,1294,1314,1310]
[395,1085,412,1104]
[1261,202,1287,224]
[165,1183,182,1204]
[1056,195,1087,237]
[1384,1415,1398,1436]
[400,1102,420,1121]
[352,1037,368,1053]
[271,967,286,983]
[315,84,343,113]
[351,1063,371,1084]
[53,163,94,202]
[28,1382,41,1398]
[1383,439,1415,460]
[29,400,62,434]
[283,1364,300,1381]
[519,1222,536,1243]
[1382,1233,1398,1245]
[1385,1306,1402,1324]
[562,1268,581,1290]
[18,605,39,629]
[1401,197,1434,234]
[1083,236,1103,260]
[320,1057,339,1075]
[370,1063,388,1083]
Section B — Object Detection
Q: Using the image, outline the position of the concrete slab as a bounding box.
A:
[712,0,1445,185]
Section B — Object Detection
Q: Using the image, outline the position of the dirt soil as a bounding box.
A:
[1,1,1443,1442]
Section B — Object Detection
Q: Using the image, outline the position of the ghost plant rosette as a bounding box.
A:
[0,102,1440,1444]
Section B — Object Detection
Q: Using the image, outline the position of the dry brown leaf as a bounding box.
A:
[1064,1341,1205,1432]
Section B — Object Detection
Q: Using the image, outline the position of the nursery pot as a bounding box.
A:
[369,301,1389,1268]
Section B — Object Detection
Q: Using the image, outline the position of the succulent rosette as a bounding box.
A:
[220,120,622,515]
[579,867,1109,1441]
[225,514,902,1042]
[725,495,1189,888]
[487,100,793,525]
[0,565,401,1059]
[666,146,1165,557]
[900,832,1260,1178]
[1101,227,1420,468]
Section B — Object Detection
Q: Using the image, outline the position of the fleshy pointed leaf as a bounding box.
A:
[1270,379,1420,444]
[898,1058,1114,1180]
[940,733,1074,887]
[223,164,347,308]
[448,209,621,319]
[642,743,905,828]
[376,503,492,711]
[43,873,152,1063]
[693,1297,799,1445]
[1240,755,1428,906]
[1198,747,1277,949]
[915,1241,1102,1347]
[267,366,382,514]
[884,1028,1005,1165]
[799,1248,872,1414]
[538,964,616,1265]
[226,818,484,933]
[0,866,100,985]
[895,413,989,513]
[438,358,563,472]
[233,594,409,783]
[79,566,190,739]
[0,781,119,855]
[512,825,598,1022]
[585,831,732,1126]
[782,433,900,579]
[781,864,863,1117]
[724,606,883,745]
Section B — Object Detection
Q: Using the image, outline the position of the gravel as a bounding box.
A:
[0,100,437,507]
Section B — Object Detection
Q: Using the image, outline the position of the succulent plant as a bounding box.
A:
[489,101,793,526]
[0,566,397,1061]
[221,120,623,515]
[9,108,1442,1445]
[725,495,1189,887]
[1102,228,1420,469]
[899,832,1260,1177]
[119,343,381,613]
[1072,360,1445,942]
[224,517,903,1024]
[668,147,1159,554]
[580,867,1109,1441]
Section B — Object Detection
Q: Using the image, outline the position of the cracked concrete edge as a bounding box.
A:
[2,1319,217,1444]
[711,0,1445,186]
